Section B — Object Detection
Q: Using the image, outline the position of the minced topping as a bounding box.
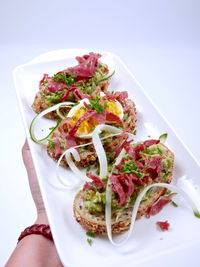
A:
[39,53,110,105]
[82,140,173,218]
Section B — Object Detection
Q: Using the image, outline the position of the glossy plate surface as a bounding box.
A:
[13,49,200,267]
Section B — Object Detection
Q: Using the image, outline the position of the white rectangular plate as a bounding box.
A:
[13,49,200,267]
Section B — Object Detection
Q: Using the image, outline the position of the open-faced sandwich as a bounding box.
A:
[44,91,136,168]
[32,52,114,119]
[73,139,174,234]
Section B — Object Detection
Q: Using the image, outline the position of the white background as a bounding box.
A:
[0,0,200,266]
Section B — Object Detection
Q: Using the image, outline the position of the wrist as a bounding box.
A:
[35,212,49,225]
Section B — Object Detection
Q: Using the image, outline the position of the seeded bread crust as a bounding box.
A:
[32,80,110,119]
[47,146,97,168]
[123,99,137,132]
[73,144,174,235]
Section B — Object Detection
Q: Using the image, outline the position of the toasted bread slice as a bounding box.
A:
[46,98,136,168]
[73,143,174,235]
[47,145,97,168]
[32,80,110,119]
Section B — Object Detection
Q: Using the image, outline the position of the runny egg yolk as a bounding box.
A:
[70,100,123,136]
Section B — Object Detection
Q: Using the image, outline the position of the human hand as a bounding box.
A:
[22,139,48,224]
[6,139,63,267]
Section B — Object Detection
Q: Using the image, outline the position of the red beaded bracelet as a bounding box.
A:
[18,224,53,243]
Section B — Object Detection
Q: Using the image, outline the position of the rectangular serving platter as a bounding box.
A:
[13,49,200,267]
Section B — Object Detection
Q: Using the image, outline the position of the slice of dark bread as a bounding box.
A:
[73,143,174,235]
[47,146,97,168]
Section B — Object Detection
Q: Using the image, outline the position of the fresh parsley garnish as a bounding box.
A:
[171,200,178,207]
[194,210,200,218]
[86,232,95,238]
[86,166,91,172]
[121,160,148,179]
[89,97,105,114]
[159,133,168,142]
[91,184,98,192]
[96,166,100,175]
[124,155,134,160]
[52,72,76,86]
[106,152,115,163]
[144,165,150,169]
[41,80,48,86]
[102,195,106,205]
[48,140,55,149]
[87,238,92,246]
[157,146,163,155]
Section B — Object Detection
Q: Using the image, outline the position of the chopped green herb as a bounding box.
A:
[166,190,172,195]
[80,106,87,111]
[71,115,76,120]
[48,140,55,149]
[133,129,137,135]
[52,72,76,86]
[104,102,108,108]
[124,155,134,160]
[108,165,112,173]
[102,194,106,205]
[158,147,163,154]
[89,97,105,114]
[167,159,172,169]
[106,152,115,163]
[144,165,150,169]
[144,148,151,154]
[86,231,95,238]
[121,160,147,179]
[159,133,168,142]
[113,171,118,175]
[96,166,100,175]
[91,184,98,192]
[171,200,178,207]
[87,238,92,246]
[194,210,200,218]
[163,171,172,180]
[49,126,55,130]
[41,80,48,86]
[41,89,68,104]
[87,166,91,172]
